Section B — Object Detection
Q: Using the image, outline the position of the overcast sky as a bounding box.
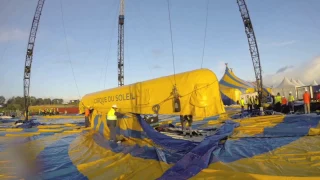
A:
[0,0,319,100]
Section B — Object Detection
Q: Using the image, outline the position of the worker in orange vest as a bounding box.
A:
[303,89,311,114]
[84,107,90,127]
[281,96,287,106]
[281,96,288,113]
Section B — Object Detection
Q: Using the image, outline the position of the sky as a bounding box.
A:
[0,0,320,101]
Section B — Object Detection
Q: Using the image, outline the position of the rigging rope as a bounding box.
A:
[201,0,210,69]
[59,0,82,100]
[166,0,177,85]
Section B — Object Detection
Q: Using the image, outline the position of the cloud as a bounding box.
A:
[275,65,294,74]
[0,28,28,42]
[260,40,297,47]
[270,40,296,47]
[152,49,164,58]
[152,65,162,69]
[263,56,320,87]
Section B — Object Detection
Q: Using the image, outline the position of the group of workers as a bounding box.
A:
[268,89,320,114]
[239,89,320,114]
[38,108,60,116]
[239,95,260,112]
[38,108,69,116]
[271,91,296,113]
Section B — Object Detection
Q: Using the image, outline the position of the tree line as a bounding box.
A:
[0,96,79,111]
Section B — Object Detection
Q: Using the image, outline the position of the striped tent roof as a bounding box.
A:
[219,65,254,92]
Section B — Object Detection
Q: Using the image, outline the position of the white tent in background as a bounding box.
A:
[297,79,305,86]
[290,78,301,86]
[312,80,318,86]
[272,77,297,98]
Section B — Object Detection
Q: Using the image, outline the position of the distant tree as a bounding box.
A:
[6,103,21,111]
[2,96,70,110]
[51,98,64,104]
[43,98,52,105]
[36,98,44,105]
[29,96,37,106]
[6,97,15,105]
[0,96,5,105]
[69,99,80,105]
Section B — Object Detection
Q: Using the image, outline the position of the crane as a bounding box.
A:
[23,0,46,120]
[236,0,264,106]
[118,0,125,86]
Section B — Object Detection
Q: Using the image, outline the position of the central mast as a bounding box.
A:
[118,0,125,86]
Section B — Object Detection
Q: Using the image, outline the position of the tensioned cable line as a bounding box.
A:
[166,0,177,85]
[201,0,210,69]
[59,0,82,100]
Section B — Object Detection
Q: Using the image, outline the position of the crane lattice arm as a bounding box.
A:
[118,0,125,86]
[23,0,45,120]
[236,0,264,105]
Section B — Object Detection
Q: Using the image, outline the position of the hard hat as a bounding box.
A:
[282,96,284,97]
[289,91,292,94]
[305,89,308,91]
[112,104,118,108]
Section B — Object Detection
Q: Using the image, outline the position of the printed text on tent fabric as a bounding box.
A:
[94,93,136,104]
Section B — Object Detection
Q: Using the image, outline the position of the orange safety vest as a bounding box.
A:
[281,98,287,105]
[303,92,310,103]
[85,109,90,117]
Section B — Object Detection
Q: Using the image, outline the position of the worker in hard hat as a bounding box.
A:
[281,96,287,105]
[288,92,295,113]
[274,92,282,112]
[281,96,288,113]
[303,89,310,114]
[240,97,245,112]
[107,105,122,143]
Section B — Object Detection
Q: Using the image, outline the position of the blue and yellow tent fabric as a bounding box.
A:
[1,113,320,179]
[219,66,273,105]
[219,66,254,105]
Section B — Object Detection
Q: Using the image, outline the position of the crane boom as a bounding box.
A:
[236,0,264,106]
[118,0,125,86]
[23,0,45,120]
